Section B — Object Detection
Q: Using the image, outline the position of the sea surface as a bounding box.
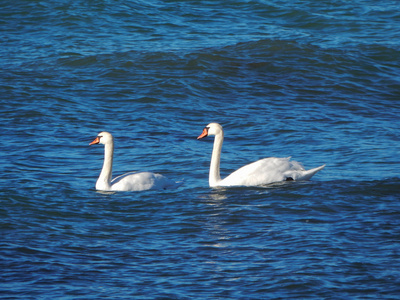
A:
[1,0,400,299]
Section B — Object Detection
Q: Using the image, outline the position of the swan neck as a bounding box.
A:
[97,142,113,190]
[209,131,223,187]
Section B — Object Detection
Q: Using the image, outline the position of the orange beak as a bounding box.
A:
[89,136,100,145]
[197,127,208,140]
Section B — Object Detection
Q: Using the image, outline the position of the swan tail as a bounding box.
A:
[298,164,326,181]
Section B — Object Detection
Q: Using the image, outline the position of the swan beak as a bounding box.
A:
[197,127,208,139]
[89,137,100,145]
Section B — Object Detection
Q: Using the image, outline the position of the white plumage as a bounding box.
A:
[90,132,179,192]
[197,123,325,188]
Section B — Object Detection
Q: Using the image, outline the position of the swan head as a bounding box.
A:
[89,131,113,145]
[197,123,223,139]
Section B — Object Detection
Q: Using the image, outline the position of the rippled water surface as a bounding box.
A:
[1,0,400,299]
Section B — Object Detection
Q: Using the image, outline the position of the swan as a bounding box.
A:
[197,123,325,188]
[89,131,179,191]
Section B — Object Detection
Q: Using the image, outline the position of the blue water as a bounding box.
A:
[1,0,400,298]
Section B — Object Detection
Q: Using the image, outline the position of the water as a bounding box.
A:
[1,0,400,298]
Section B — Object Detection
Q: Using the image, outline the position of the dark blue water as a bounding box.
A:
[1,0,400,298]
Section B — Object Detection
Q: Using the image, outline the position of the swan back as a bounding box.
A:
[219,157,300,187]
[110,171,179,191]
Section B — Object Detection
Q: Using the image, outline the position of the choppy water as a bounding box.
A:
[1,0,400,299]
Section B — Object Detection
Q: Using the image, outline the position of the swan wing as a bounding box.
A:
[219,157,324,187]
[111,171,179,191]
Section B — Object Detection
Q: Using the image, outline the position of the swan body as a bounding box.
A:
[90,131,179,191]
[197,123,325,188]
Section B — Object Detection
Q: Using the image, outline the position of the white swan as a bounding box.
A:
[197,123,325,188]
[89,131,179,191]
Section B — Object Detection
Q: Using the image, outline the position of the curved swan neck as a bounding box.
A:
[97,142,114,190]
[209,131,223,187]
